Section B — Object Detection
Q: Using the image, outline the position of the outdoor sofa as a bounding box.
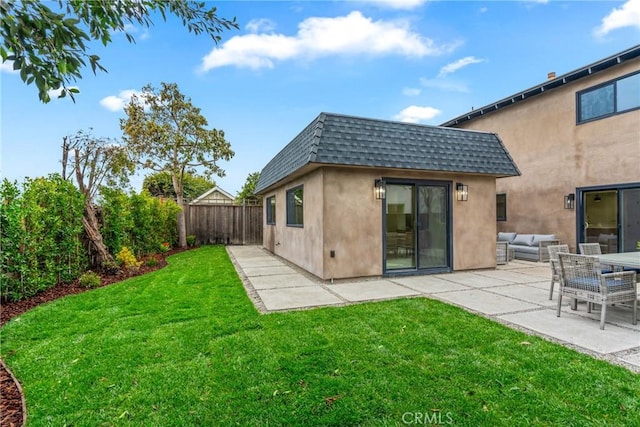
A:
[498,232,559,262]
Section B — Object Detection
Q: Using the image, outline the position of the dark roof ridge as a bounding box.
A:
[321,111,499,136]
[308,112,325,163]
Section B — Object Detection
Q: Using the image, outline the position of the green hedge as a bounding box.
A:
[1,178,182,302]
[100,188,181,257]
[0,175,86,301]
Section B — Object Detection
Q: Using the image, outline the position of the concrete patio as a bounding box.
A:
[227,245,640,372]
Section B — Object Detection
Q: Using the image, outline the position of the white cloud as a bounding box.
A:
[419,77,469,93]
[362,0,428,10]
[402,87,422,96]
[594,0,640,37]
[200,11,454,71]
[393,105,441,123]
[119,23,150,41]
[99,89,144,112]
[0,60,17,74]
[438,56,484,77]
[246,18,276,33]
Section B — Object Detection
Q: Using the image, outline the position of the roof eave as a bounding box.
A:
[441,44,640,127]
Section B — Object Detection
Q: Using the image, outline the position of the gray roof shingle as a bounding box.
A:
[255,112,520,194]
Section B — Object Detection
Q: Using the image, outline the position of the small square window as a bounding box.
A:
[266,196,276,225]
[286,186,303,227]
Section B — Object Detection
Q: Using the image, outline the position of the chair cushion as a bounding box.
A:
[512,234,535,246]
[565,277,600,291]
[566,277,632,292]
[497,232,517,243]
[532,234,556,245]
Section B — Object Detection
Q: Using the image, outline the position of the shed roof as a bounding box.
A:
[190,186,235,204]
[255,112,520,194]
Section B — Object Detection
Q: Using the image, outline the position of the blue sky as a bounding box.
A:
[1,0,639,196]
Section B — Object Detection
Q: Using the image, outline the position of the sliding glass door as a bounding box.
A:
[385,184,415,270]
[417,185,448,269]
[579,184,640,253]
[384,181,451,273]
[620,188,640,252]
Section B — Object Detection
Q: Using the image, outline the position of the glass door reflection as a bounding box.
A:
[385,184,415,270]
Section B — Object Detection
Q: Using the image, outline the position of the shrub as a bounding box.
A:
[116,246,143,271]
[1,175,86,301]
[186,235,197,247]
[100,189,181,256]
[78,271,101,288]
[159,242,170,253]
[145,258,159,267]
[101,260,120,276]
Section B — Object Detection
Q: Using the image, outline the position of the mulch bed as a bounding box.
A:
[0,248,191,427]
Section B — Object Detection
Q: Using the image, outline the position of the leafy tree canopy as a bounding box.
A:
[236,171,261,203]
[121,81,234,246]
[143,171,215,200]
[0,0,237,102]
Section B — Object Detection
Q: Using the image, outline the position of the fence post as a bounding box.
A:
[242,199,246,245]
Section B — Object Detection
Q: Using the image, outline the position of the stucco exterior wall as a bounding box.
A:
[453,59,640,251]
[321,168,383,279]
[451,176,498,271]
[263,166,498,280]
[262,169,325,278]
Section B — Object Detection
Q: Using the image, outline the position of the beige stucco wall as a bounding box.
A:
[262,168,325,278]
[263,165,498,280]
[453,59,640,251]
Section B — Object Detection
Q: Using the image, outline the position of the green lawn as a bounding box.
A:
[2,246,639,426]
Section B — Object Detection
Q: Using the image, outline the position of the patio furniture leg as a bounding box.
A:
[549,279,554,300]
[587,302,592,313]
[557,293,562,317]
[633,299,638,325]
[600,304,607,330]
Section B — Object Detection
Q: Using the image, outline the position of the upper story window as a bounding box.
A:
[286,185,303,227]
[577,71,640,123]
[266,196,276,225]
[496,193,507,221]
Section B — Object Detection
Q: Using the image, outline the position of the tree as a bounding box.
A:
[143,171,215,200]
[236,171,261,203]
[0,1,237,102]
[122,82,234,247]
[62,129,133,268]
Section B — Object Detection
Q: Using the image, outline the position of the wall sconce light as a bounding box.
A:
[456,183,468,202]
[374,179,386,200]
[564,193,575,210]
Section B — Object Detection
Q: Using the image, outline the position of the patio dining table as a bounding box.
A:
[598,252,640,270]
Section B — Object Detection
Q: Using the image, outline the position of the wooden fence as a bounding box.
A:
[183,203,263,245]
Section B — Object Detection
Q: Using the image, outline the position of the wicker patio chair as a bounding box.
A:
[557,253,637,330]
[547,244,570,300]
[578,242,614,272]
[496,241,509,265]
[578,243,601,255]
